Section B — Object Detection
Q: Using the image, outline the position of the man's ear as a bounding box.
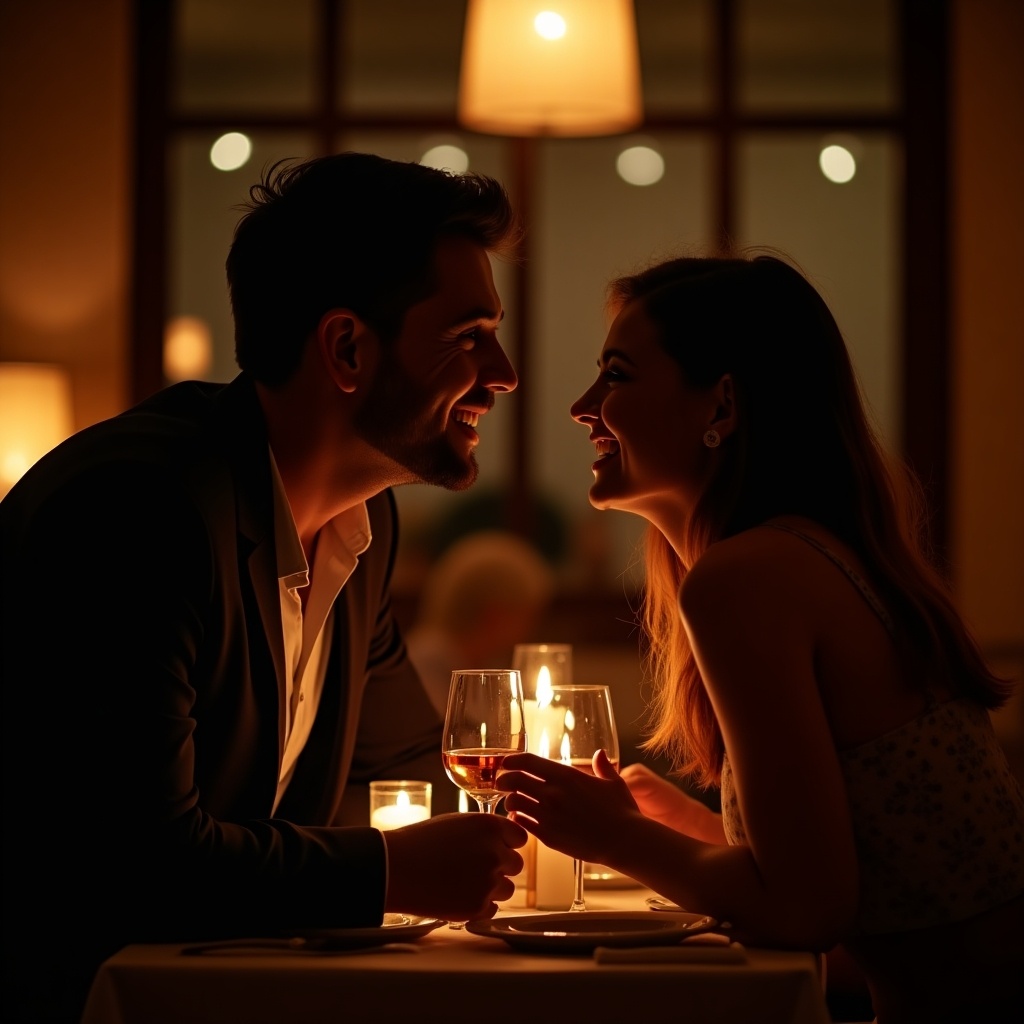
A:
[317,309,372,393]
[709,373,737,439]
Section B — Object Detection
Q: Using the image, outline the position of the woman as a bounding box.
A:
[497,252,1024,1023]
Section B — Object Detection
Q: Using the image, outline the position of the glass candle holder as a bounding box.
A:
[369,780,432,831]
[509,643,576,909]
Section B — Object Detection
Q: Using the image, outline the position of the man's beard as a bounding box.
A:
[354,360,480,491]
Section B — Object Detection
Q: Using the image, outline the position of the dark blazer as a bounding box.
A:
[1,375,456,1022]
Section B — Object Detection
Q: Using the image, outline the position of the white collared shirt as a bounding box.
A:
[267,451,371,814]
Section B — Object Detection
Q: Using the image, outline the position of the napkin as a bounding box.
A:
[593,934,747,964]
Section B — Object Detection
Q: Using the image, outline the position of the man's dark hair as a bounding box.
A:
[226,151,519,386]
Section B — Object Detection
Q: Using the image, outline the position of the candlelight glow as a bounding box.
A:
[396,789,410,809]
[537,665,553,707]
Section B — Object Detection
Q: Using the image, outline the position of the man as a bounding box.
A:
[1,152,527,1023]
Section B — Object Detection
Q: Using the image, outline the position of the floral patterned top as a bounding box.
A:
[718,527,1024,936]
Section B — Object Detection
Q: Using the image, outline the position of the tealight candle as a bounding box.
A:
[369,780,431,831]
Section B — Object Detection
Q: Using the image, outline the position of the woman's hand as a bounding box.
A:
[620,763,726,844]
[496,750,641,863]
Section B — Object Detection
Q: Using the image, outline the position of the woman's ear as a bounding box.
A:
[317,309,371,393]
[709,373,737,439]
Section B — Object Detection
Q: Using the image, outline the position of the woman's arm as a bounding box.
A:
[499,538,859,951]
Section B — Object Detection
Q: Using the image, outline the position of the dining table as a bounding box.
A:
[80,882,831,1024]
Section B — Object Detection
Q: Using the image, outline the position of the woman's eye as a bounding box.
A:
[602,365,626,382]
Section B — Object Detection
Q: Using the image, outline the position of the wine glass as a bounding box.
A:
[442,669,527,926]
[443,669,527,813]
[547,684,619,912]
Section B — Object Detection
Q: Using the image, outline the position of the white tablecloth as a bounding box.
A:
[81,888,830,1024]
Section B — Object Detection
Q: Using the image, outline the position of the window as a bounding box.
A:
[133,0,949,592]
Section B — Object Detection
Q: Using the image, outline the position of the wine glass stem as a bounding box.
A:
[449,800,499,929]
[570,858,586,912]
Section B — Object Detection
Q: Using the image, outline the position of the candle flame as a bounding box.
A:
[564,709,575,731]
[538,727,550,759]
[560,732,571,763]
[537,665,553,707]
[397,789,410,808]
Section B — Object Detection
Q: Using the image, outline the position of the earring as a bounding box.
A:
[703,429,721,448]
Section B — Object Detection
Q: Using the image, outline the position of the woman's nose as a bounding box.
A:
[570,383,599,423]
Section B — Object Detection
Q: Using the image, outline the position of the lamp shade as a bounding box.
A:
[458,0,642,137]
[0,363,73,495]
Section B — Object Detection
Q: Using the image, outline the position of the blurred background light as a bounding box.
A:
[209,132,253,171]
[616,144,665,186]
[164,315,213,381]
[420,143,470,174]
[819,143,857,183]
[534,11,566,40]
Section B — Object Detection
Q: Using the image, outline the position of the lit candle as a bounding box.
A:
[520,663,574,908]
[370,788,431,831]
[535,838,575,910]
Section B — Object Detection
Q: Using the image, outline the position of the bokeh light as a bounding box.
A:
[420,144,470,174]
[209,132,253,172]
[616,145,665,186]
[819,143,857,183]
[164,316,213,381]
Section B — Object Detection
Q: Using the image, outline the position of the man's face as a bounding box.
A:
[354,235,516,490]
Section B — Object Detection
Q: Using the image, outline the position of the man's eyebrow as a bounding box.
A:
[451,308,505,330]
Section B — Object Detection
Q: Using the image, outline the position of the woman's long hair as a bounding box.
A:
[616,251,1013,787]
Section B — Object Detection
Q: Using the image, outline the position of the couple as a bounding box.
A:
[2,151,1020,1024]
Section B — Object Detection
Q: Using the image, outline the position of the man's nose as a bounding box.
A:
[481,339,517,393]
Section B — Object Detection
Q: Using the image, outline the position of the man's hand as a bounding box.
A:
[382,812,527,922]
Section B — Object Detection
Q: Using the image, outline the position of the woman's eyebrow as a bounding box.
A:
[599,347,636,366]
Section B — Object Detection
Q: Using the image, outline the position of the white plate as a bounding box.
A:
[466,910,718,953]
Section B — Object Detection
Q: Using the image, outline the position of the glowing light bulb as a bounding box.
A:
[534,11,566,40]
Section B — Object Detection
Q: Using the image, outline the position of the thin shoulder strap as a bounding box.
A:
[767,523,895,634]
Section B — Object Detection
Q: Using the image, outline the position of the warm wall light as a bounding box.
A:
[458,0,642,137]
[0,363,74,496]
[163,315,213,381]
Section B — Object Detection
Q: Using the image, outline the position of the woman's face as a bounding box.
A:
[570,300,723,531]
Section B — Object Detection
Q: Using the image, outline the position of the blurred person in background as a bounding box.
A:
[406,529,555,718]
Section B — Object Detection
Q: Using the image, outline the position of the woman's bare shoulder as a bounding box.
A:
[680,524,808,622]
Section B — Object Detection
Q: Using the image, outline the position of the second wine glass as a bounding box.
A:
[547,684,619,912]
